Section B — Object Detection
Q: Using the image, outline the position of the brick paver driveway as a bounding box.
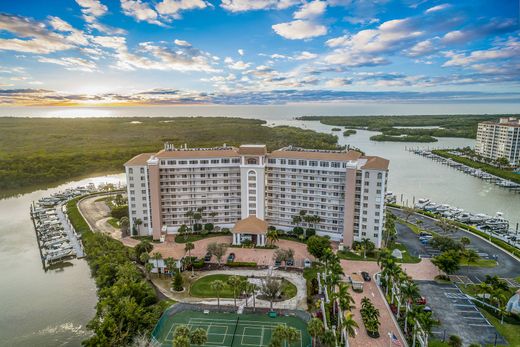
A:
[340,260,406,347]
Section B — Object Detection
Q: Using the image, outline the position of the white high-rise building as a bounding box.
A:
[125,144,389,248]
[475,117,520,165]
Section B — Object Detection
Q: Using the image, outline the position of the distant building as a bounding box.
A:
[475,117,520,165]
[124,144,389,248]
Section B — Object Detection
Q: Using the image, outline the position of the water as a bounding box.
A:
[1,109,520,346]
[0,174,125,347]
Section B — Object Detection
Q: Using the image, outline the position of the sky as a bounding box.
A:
[0,0,519,106]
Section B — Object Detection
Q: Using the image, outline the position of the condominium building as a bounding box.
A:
[125,144,389,248]
[475,117,520,165]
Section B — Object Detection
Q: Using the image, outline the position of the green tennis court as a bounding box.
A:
[152,309,311,347]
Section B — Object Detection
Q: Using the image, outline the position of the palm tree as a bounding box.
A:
[291,215,302,228]
[435,218,457,234]
[306,318,324,347]
[246,282,257,311]
[211,280,225,310]
[184,242,195,275]
[360,238,374,258]
[145,262,153,280]
[464,249,479,275]
[190,328,208,346]
[227,275,243,309]
[119,216,130,236]
[343,311,358,347]
[261,277,282,311]
[460,236,471,250]
[321,330,336,347]
[152,252,162,277]
[165,257,176,277]
[139,252,150,265]
[401,281,420,333]
[266,229,279,246]
[272,325,299,347]
[184,210,194,229]
[403,206,416,221]
[336,282,355,312]
[134,218,143,236]
[209,211,218,225]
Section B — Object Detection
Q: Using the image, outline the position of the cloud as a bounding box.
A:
[442,37,520,67]
[37,57,97,72]
[344,16,379,25]
[0,13,75,54]
[325,77,352,87]
[48,16,90,46]
[155,0,208,20]
[294,0,327,20]
[294,51,318,60]
[75,0,127,34]
[224,57,251,70]
[407,38,437,57]
[174,39,192,46]
[238,49,244,56]
[121,0,164,26]
[272,20,327,39]
[220,0,298,12]
[425,3,450,14]
[442,18,517,44]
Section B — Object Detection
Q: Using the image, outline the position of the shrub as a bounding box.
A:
[204,223,214,231]
[305,228,316,238]
[292,226,304,235]
[173,270,183,291]
[110,205,129,219]
[193,223,202,231]
[226,261,257,267]
[221,228,230,234]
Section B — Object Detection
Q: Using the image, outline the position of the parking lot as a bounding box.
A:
[391,208,520,284]
[417,281,505,346]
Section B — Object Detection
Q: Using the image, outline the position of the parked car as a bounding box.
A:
[204,252,212,262]
[423,305,432,313]
[416,296,427,305]
[274,260,281,267]
[303,258,311,268]
[361,271,371,281]
[419,232,431,237]
[286,259,294,267]
[227,253,235,262]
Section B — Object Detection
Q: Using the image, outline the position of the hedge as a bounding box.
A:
[226,261,257,267]
[66,197,91,234]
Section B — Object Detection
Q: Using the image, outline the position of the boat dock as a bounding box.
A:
[407,148,520,192]
[30,187,93,270]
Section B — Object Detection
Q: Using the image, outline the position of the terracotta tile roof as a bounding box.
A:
[238,145,267,156]
[269,149,362,161]
[124,153,154,166]
[232,216,268,235]
[155,148,240,159]
[361,156,389,170]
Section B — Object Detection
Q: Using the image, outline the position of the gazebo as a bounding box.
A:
[232,216,268,246]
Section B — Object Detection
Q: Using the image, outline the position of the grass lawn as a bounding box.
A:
[281,279,297,299]
[190,274,244,298]
[480,309,520,347]
[107,218,119,228]
[428,340,450,347]
[337,250,377,261]
[458,255,497,268]
[392,243,421,263]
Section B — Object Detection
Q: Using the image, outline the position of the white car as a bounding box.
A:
[304,258,312,268]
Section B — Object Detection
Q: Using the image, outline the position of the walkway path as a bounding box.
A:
[153,269,308,310]
[57,203,84,258]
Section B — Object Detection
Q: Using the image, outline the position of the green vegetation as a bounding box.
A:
[66,195,170,346]
[337,243,420,263]
[0,117,339,194]
[433,149,520,185]
[174,231,230,243]
[331,127,341,131]
[190,274,244,298]
[343,129,357,137]
[298,114,515,138]
[370,134,438,142]
[107,218,119,228]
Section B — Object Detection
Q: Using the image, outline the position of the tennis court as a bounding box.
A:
[152,309,311,347]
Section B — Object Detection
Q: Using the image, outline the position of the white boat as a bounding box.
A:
[424,202,439,211]
[414,198,430,209]
[434,204,450,213]
[442,208,463,218]
[469,213,492,224]
[455,212,471,223]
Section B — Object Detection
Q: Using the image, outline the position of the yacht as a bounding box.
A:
[469,213,492,225]
[414,198,430,209]
[434,204,450,213]
[423,202,439,211]
[455,212,471,223]
[443,208,463,218]
[483,213,509,232]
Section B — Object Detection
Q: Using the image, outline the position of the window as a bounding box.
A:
[247,158,258,165]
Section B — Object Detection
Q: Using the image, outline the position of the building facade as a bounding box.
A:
[125,144,389,248]
[475,117,520,165]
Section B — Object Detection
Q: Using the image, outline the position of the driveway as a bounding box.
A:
[417,281,505,346]
[391,208,520,284]
[340,260,406,347]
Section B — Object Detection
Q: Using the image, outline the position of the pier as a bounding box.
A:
[407,148,520,192]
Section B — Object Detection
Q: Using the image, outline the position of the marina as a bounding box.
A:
[30,186,94,269]
[409,148,520,191]
[410,197,520,249]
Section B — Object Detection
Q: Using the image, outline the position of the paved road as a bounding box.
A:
[391,208,520,283]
